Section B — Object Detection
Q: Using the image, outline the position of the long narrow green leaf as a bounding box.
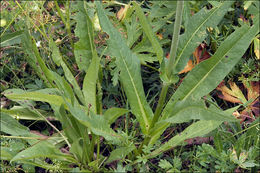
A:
[82,53,100,114]
[21,30,60,89]
[174,1,233,72]
[0,30,23,47]
[1,112,30,136]
[74,1,95,72]
[165,18,259,114]
[52,104,82,143]
[146,120,222,159]
[3,91,66,108]
[11,141,77,163]
[148,100,238,145]
[96,2,153,134]
[50,40,85,104]
[132,2,163,63]
[0,112,40,145]
[1,107,55,120]
[162,100,238,124]
[12,159,71,171]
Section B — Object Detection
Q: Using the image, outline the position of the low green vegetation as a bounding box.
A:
[1,1,259,172]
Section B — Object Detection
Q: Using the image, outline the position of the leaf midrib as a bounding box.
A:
[1,35,21,45]
[175,3,225,66]
[120,51,150,130]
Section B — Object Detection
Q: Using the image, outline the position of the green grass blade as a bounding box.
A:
[174,1,233,73]
[132,2,163,63]
[96,2,153,134]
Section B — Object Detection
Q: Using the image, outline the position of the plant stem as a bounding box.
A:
[166,1,184,78]
[150,84,169,129]
[96,137,100,161]
[33,108,71,148]
[139,1,185,151]
[82,130,91,164]
[142,63,159,72]
[139,84,169,151]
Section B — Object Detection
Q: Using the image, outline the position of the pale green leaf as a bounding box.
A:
[148,104,240,146]
[3,92,66,107]
[104,108,129,124]
[83,53,100,113]
[96,2,153,134]
[70,138,84,161]
[0,112,40,145]
[0,30,23,47]
[1,112,30,136]
[11,141,77,163]
[1,147,16,160]
[1,106,55,120]
[22,30,52,87]
[105,145,135,164]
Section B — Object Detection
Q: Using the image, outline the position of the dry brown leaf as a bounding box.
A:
[178,60,194,74]
[116,5,129,21]
[245,81,259,101]
[179,44,211,74]
[216,81,247,104]
[217,91,242,103]
[193,43,211,64]
[156,33,163,40]
[216,80,259,123]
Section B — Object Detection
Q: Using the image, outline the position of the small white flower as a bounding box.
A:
[32,4,39,11]
[36,41,41,47]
